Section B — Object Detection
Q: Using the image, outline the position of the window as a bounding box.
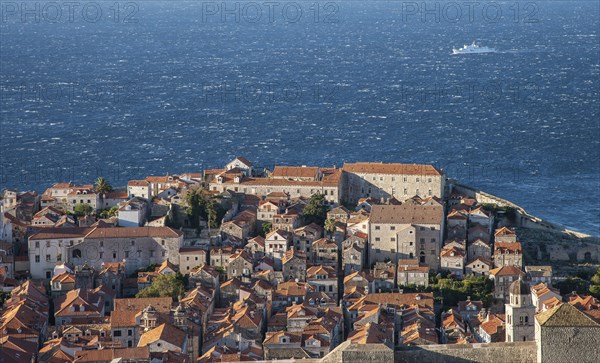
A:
[73,249,81,258]
[375,237,380,242]
[114,330,122,337]
[35,255,40,263]
[100,241,103,247]
[375,226,380,230]
[409,241,413,246]
[125,251,129,258]
[390,226,396,230]
[150,250,155,257]
[420,238,425,243]
[35,242,39,248]
[128,329,133,336]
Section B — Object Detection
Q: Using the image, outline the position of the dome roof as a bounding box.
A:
[510,277,530,296]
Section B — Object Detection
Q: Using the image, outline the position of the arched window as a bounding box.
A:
[519,316,524,325]
[525,316,529,323]
[515,297,519,305]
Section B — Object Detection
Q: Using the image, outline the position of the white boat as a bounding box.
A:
[452,42,496,55]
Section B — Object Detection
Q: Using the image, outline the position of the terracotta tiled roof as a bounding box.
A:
[441,246,466,258]
[113,297,172,312]
[51,272,75,284]
[86,226,182,238]
[489,265,525,277]
[138,323,187,348]
[306,265,336,279]
[343,162,442,176]
[74,347,150,362]
[282,249,307,264]
[494,226,516,236]
[494,242,522,253]
[272,166,319,179]
[479,314,505,336]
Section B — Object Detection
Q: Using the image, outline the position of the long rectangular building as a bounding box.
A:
[28,226,183,279]
[342,162,445,204]
[209,167,343,203]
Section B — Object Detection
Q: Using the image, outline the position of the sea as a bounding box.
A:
[0,1,598,235]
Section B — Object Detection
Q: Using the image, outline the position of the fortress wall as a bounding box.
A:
[395,342,536,363]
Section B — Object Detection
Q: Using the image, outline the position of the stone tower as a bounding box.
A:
[505,276,535,342]
[141,305,158,331]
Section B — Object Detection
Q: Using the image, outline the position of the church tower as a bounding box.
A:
[505,276,535,342]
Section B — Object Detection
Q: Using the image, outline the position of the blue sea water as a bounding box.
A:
[0,1,599,235]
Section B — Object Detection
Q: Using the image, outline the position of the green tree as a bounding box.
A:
[557,277,590,295]
[184,187,224,229]
[261,222,272,237]
[303,194,327,226]
[324,218,336,238]
[590,268,600,285]
[74,203,93,216]
[589,285,600,299]
[95,177,113,194]
[99,206,119,219]
[136,273,185,300]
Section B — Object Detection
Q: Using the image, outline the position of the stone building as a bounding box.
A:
[29,226,183,279]
[312,238,338,266]
[368,204,444,268]
[306,265,338,301]
[209,167,343,203]
[282,249,307,282]
[440,245,466,277]
[396,259,429,287]
[465,257,493,276]
[489,266,526,303]
[293,223,323,254]
[468,238,492,261]
[226,250,253,282]
[178,247,207,274]
[265,229,292,270]
[535,303,600,363]
[493,242,523,269]
[343,243,365,275]
[505,278,535,342]
[494,226,517,242]
[342,162,445,204]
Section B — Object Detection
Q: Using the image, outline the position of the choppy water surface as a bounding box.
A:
[1,1,598,234]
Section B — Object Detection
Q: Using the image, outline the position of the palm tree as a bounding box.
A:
[325,218,336,239]
[95,177,113,211]
[95,177,113,194]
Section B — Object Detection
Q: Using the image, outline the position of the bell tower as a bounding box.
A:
[505,276,535,342]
